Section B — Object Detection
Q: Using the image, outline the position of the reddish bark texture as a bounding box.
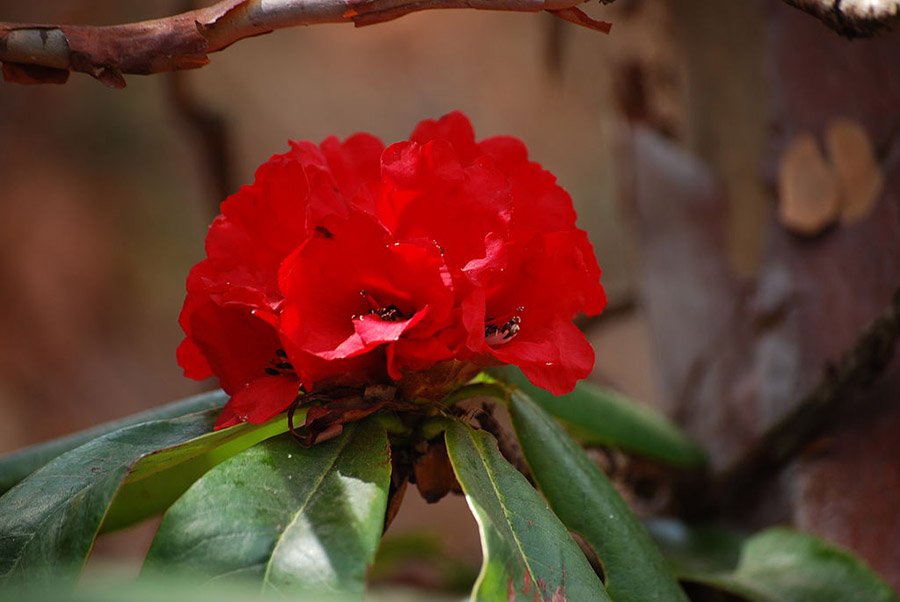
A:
[629,0,900,588]
[0,0,608,87]
[762,3,900,585]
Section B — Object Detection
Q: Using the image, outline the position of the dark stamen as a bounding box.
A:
[276,349,288,358]
[485,312,522,345]
[359,290,410,322]
[264,367,280,376]
[276,361,294,370]
[370,304,408,322]
[360,289,379,309]
[315,225,334,239]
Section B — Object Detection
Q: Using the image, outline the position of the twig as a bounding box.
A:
[0,0,610,87]
[2,0,890,87]
[166,0,235,213]
[167,70,234,212]
[784,0,900,37]
[715,287,900,510]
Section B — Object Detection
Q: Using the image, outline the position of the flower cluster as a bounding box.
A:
[178,112,606,428]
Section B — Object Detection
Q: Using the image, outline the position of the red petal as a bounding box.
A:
[215,375,300,428]
[279,211,454,386]
[186,302,285,394]
[410,111,479,164]
[386,336,456,379]
[489,319,594,395]
[213,404,242,430]
[206,152,312,297]
[279,212,392,361]
[477,135,529,169]
[354,307,429,347]
[380,142,509,272]
[176,337,213,380]
[320,133,384,213]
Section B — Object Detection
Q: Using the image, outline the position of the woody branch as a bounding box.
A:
[0,0,610,88]
[785,0,900,37]
[3,0,897,88]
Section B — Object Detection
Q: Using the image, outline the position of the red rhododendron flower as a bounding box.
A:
[178,112,606,429]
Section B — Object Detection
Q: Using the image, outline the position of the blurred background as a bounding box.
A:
[1,0,898,593]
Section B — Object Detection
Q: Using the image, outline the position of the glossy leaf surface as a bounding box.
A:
[101,411,293,532]
[145,420,391,597]
[444,420,609,602]
[510,390,689,602]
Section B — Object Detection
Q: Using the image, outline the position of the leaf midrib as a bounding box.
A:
[467,427,546,602]
[260,429,354,589]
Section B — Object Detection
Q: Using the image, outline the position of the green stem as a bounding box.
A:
[377,411,409,436]
[443,381,511,406]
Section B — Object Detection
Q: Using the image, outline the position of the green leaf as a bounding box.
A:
[101,412,293,532]
[510,390,688,602]
[683,528,899,602]
[0,390,227,495]
[444,420,609,602]
[0,408,224,585]
[144,420,391,597]
[495,367,706,468]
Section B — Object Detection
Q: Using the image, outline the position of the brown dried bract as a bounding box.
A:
[288,384,411,446]
[412,439,462,503]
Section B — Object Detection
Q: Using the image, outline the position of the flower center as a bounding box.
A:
[264,348,294,376]
[359,290,412,322]
[485,306,524,345]
[370,304,408,322]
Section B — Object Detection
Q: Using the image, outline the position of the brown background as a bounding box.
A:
[1,0,898,591]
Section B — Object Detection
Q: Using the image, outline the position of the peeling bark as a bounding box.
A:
[0,0,608,87]
[785,0,900,37]
[628,0,900,588]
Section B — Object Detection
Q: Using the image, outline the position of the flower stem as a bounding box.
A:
[442,381,511,407]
